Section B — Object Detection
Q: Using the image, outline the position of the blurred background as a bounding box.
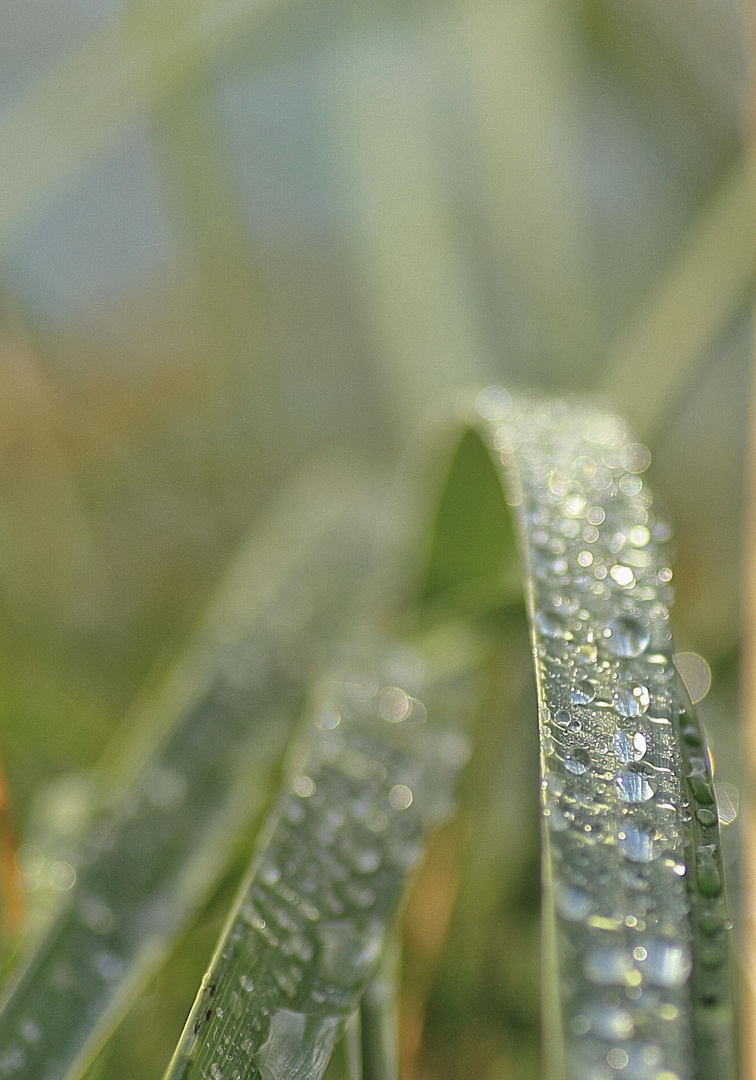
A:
[0,0,751,1077]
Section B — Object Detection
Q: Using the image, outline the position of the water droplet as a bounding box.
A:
[92,951,124,981]
[696,844,722,896]
[78,895,114,935]
[344,883,375,909]
[610,564,635,588]
[571,679,596,705]
[696,808,717,827]
[589,1005,634,1041]
[613,731,647,763]
[535,611,572,640]
[353,849,381,874]
[613,682,650,717]
[615,767,656,803]
[584,945,634,985]
[555,883,592,921]
[293,776,315,798]
[640,940,692,988]
[19,1022,40,1044]
[50,861,76,891]
[476,387,511,420]
[618,822,661,863]
[146,767,188,811]
[316,920,383,984]
[314,703,340,730]
[564,748,590,775]
[607,1047,629,1070]
[239,974,255,992]
[378,687,411,723]
[388,785,412,810]
[0,1048,25,1075]
[605,616,650,658]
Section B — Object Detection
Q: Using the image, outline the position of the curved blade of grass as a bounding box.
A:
[468,389,735,1080]
[163,650,470,1080]
[0,467,385,1080]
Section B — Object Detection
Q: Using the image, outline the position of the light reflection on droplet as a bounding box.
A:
[613,682,650,718]
[613,731,647,763]
[610,564,635,588]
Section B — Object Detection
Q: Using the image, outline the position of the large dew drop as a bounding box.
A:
[564,748,591,775]
[613,731,647,763]
[617,822,661,863]
[615,767,656,803]
[605,616,650,659]
[613,681,650,717]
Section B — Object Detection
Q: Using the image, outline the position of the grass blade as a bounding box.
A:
[163,651,470,1080]
[0,469,384,1080]
[472,390,736,1079]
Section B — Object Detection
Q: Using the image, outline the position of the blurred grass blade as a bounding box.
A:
[0,0,282,251]
[163,651,470,1080]
[601,154,754,439]
[0,468,385,1080]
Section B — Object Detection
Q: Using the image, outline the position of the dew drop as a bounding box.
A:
[388,785,412,810]
[589,1005,634,1041]
[613,731,647,763]
[605,616,650,658]
[584,945,634,985]
[615,767,656,803]
[607,1047,629,1070]
[613,682,650,718]
[618,822,661,863]
[555,883,592,921]
[535,611,572,640]
[641,940,692,988]
[19,1022,40,1045]
[353,849,381,874]
[564,747,590,775]
[571,679,596,705]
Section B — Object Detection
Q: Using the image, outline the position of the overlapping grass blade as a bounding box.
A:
[163,651,470,1080]
[0,469,385,1080]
